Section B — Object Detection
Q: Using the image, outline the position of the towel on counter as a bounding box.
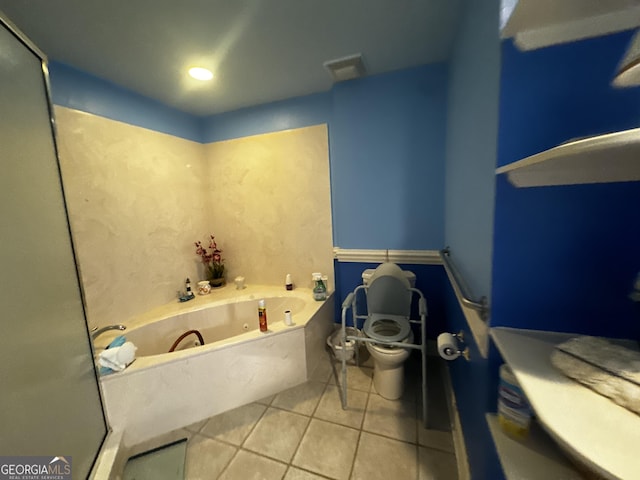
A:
[98,341,137,373]
[550,336,640,415]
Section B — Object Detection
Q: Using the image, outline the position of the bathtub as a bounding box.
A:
[97,285,334,448]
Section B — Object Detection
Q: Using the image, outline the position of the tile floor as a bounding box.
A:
[126,349,458,480]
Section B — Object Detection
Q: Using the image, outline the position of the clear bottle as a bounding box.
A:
[258,299,268,332]
[497,364,531,438]
[312,273,327,301]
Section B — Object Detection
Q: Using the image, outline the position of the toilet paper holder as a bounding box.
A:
[443,331,470,361]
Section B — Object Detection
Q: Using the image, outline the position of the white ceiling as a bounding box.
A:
[0,0,463,116]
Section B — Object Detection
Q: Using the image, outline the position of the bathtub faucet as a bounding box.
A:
[91,324,126,340]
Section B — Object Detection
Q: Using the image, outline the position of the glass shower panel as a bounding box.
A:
[0,19,107,479]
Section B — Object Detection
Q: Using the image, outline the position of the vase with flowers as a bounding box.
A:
[195,234,226,287]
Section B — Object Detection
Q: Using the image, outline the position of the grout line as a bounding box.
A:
[195,359,455,478]
[214,443,241,480]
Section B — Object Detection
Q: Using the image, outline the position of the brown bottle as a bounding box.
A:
[258,299,268,332]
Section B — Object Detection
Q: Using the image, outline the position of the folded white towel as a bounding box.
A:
[98,342,137,372]
[551,336,640,415]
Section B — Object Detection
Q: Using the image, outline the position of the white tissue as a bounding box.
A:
[99,342,137,372]
[437,333,460,361]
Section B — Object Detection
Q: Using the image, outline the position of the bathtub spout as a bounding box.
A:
[91,324,126,340]
[169,330,205,352]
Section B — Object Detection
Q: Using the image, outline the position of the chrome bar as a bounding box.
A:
[440,248,489,321]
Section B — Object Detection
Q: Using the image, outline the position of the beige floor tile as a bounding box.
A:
[418,447,458,480]
[219,449,287,480]
[351,432,418,480]
[313,384,368,429]
[244,407,310,462]
[292,419,359,480]
[283,466,329,480]
[271,381,326,416]
[418,428,455,453]
[363,394,418,444]
[330,364,373,392]
[199,403,266,446]
[184,434,237,480]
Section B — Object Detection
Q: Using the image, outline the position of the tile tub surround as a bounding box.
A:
[99,285,334,447]
[118,352,457,480]
[55,105,334,332]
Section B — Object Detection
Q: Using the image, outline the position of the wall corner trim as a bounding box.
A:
[333,248,442,265]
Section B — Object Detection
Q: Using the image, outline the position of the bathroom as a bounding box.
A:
[2,0,640,479]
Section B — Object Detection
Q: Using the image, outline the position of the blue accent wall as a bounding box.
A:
[441,1,503,478]
[444,0,499,301]
[492,32,640,341]
[48,61,203,142]
[200,92,331,143]
[329,65,448,250]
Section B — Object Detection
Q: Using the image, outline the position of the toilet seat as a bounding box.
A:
[363,314,411,344]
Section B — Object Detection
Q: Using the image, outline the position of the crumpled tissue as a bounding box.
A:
[98,342,137,373]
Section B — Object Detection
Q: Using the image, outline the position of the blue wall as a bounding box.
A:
[492,32,640,341]
[49,61,202,142]
[444,0,499,301]
[441,1,503,479]
[329,66,448,250]
[201,92,330,143]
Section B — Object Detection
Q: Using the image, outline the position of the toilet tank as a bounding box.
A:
[362,268,416,287]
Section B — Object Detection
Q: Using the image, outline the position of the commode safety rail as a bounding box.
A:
[340,285,428,428]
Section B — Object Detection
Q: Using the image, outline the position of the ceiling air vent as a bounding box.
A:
[323,53,366,82]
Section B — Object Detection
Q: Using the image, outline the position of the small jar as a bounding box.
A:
[197,280,212,295]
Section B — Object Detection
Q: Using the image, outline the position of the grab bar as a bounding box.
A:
[440,248,489,321]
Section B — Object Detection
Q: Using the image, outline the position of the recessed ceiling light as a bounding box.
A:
[188,67,213,81]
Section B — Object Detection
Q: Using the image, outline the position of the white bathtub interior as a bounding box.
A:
[97,285,334,449]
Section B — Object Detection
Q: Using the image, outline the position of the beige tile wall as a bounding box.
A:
[54,107,333,329]
[204,125,334,290]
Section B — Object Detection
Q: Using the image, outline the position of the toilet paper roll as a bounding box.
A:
[284,310,293,326]
[437,333,460,361]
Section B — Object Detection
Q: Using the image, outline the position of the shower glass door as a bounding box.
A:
[0,16,107,479]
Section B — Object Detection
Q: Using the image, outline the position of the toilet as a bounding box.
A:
[361,263,417,400]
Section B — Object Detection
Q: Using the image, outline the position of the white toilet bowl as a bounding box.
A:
[365,329,414,400]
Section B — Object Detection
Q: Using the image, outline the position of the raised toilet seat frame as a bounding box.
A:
[340,265,428,428]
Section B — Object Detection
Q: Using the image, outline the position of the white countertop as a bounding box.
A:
[486,414,582,480]
[491,327,640,480]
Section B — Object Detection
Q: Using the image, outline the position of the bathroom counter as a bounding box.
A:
[490,327,640,480]
[486,414,582,480]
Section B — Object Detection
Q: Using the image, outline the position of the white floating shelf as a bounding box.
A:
[496,128,640,187]
[490,327,640,480]
[486,414,582,480]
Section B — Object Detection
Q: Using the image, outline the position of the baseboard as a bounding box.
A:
[441,360,471,480]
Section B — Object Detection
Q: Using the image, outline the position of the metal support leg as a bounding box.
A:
[419,298,428,428]
[340,293,354,410]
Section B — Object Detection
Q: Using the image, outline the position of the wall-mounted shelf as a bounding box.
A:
[501,0,640,51]
[496,127,640,187]
[486,414,582,480]
[490,327,640,480]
